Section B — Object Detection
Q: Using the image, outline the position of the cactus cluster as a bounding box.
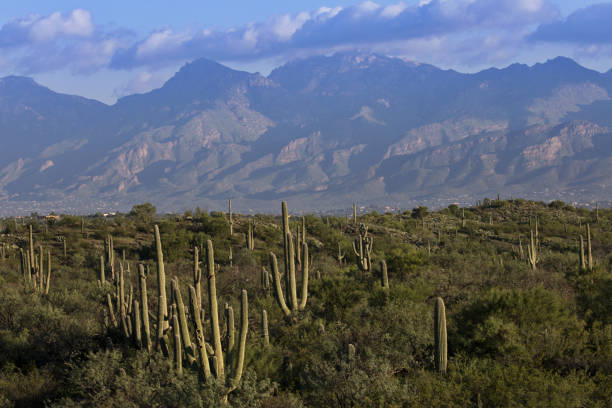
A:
[103,226,249,395]
[269,201,309,320]
[352,223,373,272]
[19,225,52,294]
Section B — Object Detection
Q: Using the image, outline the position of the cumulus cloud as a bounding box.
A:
[0,9,133,74]
[0,9,94,47]
[110,0,560,69]
[530,3,612,44]
[1,1,563,75]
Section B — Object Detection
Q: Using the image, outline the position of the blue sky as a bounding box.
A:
[1,0,611,103]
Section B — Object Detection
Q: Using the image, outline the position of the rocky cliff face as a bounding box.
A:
[1,53,611,214]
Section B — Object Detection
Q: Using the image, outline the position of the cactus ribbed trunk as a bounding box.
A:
[154,225,168,331]
[287,233,298,312]
[587,224,593,271]
[133,299,142,348]
[528,229,537,271]
[39,245,44,292]
[262,309,269,346]
[100,255,105,284]
[157,295,169,357]
[380,259,389,290]
[228,199,233,236]
[299,242,309,311]
[353,202,357,223]
[28,225,35,281]
[281,201,290,284]
[434,297,447,374]
[206,239,224,380]
[193,246,201,311]
[188,285,211,380]
[172,278,195,364]
[106,294,118,328]
[230,290,248,389]
[44,250,51,295]
[225,304,235,370]
[579,235,586,270]
[270,252,291,317]
[171,305,183,376]
[138,264,151,352]
[119,264,130,338]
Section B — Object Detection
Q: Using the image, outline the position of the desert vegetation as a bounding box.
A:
[0,198,610,407]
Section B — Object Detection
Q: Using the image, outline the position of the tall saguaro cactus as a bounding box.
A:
[380,259,389,290]
[246,219,254,251]
[206,239,224,379]
[138,264,151,352]
[579,235,586,270]
[352,224,373,272]
[186,240,249,394]
[527,229,537,271]
[434,297,447,374]
[269,237,309,320]
[587,224,593,271]
[228,199,234,236]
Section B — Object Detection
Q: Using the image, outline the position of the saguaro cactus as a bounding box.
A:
[172,277,196,364]
[380,259,389,290]
[336,242,345,265]
[187,240,249,393]
[228,199,234,236]
[193,246,202,310]
[246,219,254,251]
[269,238,309,320]
[28,225,35,280]
[154,225,168,331]
[352,224,373,272]
[353,202,357,223]
[206,239,225,379]
[434,297,447,374]
[587,224,593,271]
[138,264,151,352]
[262,309,269,346]
[100,255,105,284]
[527,229,537,271]
[44,250,51,295]
[579,235,586,270]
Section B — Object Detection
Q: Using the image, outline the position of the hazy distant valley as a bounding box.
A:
[2,53,612,215]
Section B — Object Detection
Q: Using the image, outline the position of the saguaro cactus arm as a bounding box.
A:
[230,290,248,389]
[188,285,211,380]
[270,252,291,317]
[299,241,309,311]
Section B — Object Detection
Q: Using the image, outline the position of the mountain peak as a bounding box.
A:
[0,75,45,91]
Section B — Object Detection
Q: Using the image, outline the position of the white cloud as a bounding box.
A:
[29,9,94,42]
[0,1,572,76]
[381,3,408,18]
[271,12,311,41]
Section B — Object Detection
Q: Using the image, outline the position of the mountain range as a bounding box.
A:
[1,53,612,215]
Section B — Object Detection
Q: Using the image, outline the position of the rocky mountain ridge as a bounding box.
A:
[1,53,611,214]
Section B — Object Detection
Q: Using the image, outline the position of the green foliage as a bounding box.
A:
[129,202,157,223]
[0,198,609,406]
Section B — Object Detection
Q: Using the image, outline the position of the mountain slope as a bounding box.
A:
[0,54,611,214]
